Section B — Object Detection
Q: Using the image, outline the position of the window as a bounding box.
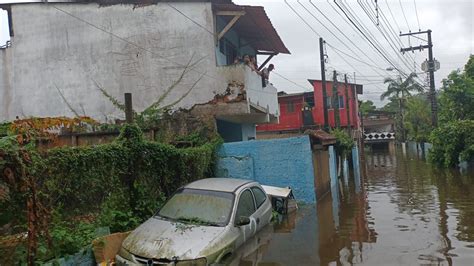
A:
[326,96,332,109]
[157,188,234,226]
[235,190,256,218]
[251,187,267,208]
[0,7,12,48]
[339,95,345,108]
[287,101,295,113]
[219,38,237,65]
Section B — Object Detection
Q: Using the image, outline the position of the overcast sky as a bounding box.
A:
[1,1,472,106]
[234,0,473,106]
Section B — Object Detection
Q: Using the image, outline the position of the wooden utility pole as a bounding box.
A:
[344,74,351,134]
[332,70,340,128]
[400,29,438,127]
[319,37,329,131]
[124,93,133,123]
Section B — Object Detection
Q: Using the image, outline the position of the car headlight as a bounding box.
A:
[118,246,134,261]
[176,257,207,266]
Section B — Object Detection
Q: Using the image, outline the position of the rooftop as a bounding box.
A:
[185,177,254,192]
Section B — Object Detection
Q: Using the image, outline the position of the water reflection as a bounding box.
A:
[237,146,474,265]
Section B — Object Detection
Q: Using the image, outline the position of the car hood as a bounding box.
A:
[122,217,228,260]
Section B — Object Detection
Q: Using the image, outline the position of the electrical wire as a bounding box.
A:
[398,0,411,32]
[333,0,409,77]
[413,0,421,31]
[306,0,388,75]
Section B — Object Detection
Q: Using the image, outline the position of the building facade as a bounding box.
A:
[257,79,362,134]
[0,0,289,142]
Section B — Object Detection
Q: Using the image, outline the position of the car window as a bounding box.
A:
[157,188,234,226]
[251,187,267,208]
[235,189,256,219]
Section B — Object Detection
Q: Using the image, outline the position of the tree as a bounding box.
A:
[404,95,431,143]
[380,73,424,142]
[438,55,474,123]
[359,100,376,117]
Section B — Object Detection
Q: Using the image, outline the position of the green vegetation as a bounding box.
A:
[428,120,474,168]
[0,124,222,263]
[380,73,424,142]
[330,128,354,159]
[404,95,431,143]
[359,100,376,116]
[428,55,474,168]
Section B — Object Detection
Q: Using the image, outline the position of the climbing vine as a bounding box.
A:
[0,124,222,263]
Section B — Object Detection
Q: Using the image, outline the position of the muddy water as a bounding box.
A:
[236,149,474,265]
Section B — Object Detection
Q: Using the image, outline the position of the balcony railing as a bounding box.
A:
[217,64,279,119]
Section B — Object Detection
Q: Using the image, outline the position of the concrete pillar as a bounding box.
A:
[352,145,361,194]
[328,145,339,228]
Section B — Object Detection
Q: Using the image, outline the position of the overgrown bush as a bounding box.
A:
[0,124,222,263]
[330,128,354,158]
[428,120,474,168]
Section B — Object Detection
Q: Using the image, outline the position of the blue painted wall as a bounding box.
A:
[216,136,316,203]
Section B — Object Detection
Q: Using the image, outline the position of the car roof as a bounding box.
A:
[184,178,255,193]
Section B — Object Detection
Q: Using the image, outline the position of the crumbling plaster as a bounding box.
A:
[0,2,227,122]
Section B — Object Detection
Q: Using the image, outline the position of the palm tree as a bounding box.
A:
[380,73,423,142]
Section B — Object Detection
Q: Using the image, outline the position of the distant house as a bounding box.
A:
[257,79,363,136]
[0,0,289,142]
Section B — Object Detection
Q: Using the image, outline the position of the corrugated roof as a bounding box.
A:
[213,3,290,54]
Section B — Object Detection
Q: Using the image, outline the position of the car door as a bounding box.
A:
[250,186,272,231]
[234,188,257,247]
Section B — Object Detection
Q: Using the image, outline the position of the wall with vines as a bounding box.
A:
[0,124,221,264]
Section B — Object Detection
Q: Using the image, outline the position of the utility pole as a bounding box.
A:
[332,70,340,128]
[124,93,134,123]
[400,29,438,127]
[344,74,351,134]
[319,37,329,131]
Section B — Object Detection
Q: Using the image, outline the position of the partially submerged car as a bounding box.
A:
[116,178,272,265]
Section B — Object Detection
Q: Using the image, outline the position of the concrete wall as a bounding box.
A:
[0,3,227,122]
[216,136,316,203]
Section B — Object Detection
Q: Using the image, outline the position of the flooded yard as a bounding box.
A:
[236,149,474,265]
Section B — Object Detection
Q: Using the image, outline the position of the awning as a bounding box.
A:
[213,3,290,54]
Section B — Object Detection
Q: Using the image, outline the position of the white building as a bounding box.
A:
[0,0,289,142]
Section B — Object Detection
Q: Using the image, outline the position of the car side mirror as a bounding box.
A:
[236,216,250,226]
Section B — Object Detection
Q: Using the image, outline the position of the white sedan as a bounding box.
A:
[116,178,272,265]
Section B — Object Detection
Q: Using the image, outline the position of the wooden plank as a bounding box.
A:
[216,10,246,16]
[217,15,242,41]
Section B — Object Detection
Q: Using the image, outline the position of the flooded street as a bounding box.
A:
[236,149,474,265]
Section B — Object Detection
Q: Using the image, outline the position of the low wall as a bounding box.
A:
[216,136,316,203]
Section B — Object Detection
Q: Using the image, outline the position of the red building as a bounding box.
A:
[257,79,363,133]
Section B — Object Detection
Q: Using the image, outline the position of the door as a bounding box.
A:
[234,189,257,247]
[251,186,272,231]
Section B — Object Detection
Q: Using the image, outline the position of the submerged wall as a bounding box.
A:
[216,136,316,203]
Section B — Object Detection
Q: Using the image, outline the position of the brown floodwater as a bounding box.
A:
[235,148,474,266]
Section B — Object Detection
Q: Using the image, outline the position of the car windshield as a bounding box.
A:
[157,188,234,226]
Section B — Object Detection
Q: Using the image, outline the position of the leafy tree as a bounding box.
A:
[359,100,376,116]
[380,73,424,141]
[429,120,474,167]
[404,95,431,142]
[438,55,474,123]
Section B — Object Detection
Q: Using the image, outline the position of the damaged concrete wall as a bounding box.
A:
[0,2,226,122]
[216,136,317,203]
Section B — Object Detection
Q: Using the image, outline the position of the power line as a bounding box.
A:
[398,0,411,32]
[287,1,384,84]
[333,0,409,77]
[273,71,312,91]
[306,0,388,75]
[413,0,421,31]
[165,3,214,35]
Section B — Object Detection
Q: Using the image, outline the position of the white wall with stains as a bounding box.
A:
[0,2,227,122]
